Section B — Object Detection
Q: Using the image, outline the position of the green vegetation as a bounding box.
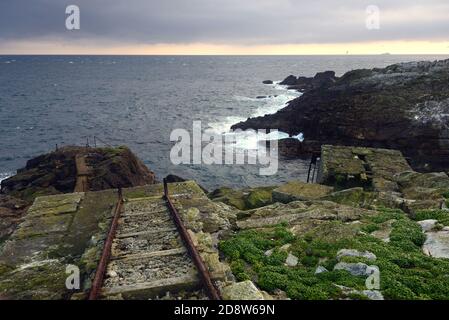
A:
[414,209,449,226]
[245,189,273,209]
[220,208,449,300]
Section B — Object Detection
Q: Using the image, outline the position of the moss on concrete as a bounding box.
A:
[209,186,276,211]
[272,181,333,203]
[0,260,70,300]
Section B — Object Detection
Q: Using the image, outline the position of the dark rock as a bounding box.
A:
[311,71,337,88]
[165,174,208,194]
[285,71,337,92]
[1,146,156,202]
[279,75,298,86]
[232,59,449,172]
[165,174,187,183]
[262,80,273,85]
[277,138,321,159]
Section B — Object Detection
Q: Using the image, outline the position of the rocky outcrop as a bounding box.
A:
[209,186,275,211]
[232,59,449,172]
[222,280,265,300]
[272,181,333,203]
[1,146,155,202]
[283,71,338,92]
[279,75,297,86]
[277,138,321,159]
[316,145,449,215]
[318,145,412,192]
[418,219,449,258]
[0,195,29,243]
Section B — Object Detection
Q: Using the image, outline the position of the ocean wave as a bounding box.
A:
[226,130,290,150]
[207,85,303,151]
[210,83,301,136]
[208,116,246,135]
[0,172,13,189]
[252,93,300,118]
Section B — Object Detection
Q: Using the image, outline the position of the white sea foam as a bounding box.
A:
[209,82,302,150]
[0,172,13,190]
[292,133,305,142]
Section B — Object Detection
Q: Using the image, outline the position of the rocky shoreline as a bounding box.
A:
[234,59,449,172]
[1,58,449,300]
[0,143,449,300]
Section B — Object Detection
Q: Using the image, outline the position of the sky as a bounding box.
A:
[1,0,449,55]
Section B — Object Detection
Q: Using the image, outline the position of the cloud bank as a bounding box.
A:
[1,0,448,53]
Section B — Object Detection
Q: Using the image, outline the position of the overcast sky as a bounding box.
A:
[1,0,449,54]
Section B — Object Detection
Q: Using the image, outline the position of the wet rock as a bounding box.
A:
[232,59,449,172]
[1,146,155,202]
[165,174,187,183]
[262,80,273,85]
[279,75,297,86]
[283,71,337,92]
[277,138,321,159]
[222,280,265,300]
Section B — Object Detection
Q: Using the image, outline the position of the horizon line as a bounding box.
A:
[2,53,449,56]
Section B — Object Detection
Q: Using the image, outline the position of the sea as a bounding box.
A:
[1,55,448,190]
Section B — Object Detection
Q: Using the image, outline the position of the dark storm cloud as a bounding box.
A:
[0,0,448,44]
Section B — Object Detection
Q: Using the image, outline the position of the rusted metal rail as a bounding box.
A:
[163,179,222,300]
[88,188,123,300]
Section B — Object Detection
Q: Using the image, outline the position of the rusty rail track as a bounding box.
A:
[88,182,220,300]
[163,178,221,300]
[88,188,123,300]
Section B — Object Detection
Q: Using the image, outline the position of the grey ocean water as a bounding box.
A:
[1,55,448,190]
